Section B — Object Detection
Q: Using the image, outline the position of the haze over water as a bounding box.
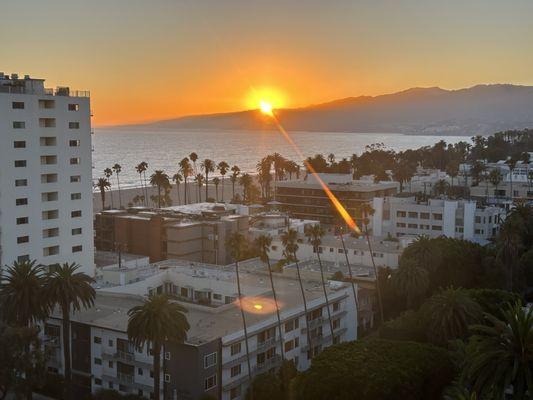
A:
[93,129,468,187]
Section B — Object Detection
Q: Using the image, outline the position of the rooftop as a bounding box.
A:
[0,72,89,97]
[276,178,398,192]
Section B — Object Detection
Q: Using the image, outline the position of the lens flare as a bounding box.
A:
[259,100,273,115]
[238,296,281,314]
[269,113,361,234]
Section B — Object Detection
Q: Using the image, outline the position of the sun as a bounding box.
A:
[259,100,273,115]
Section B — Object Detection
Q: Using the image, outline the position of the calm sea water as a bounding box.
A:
[93,128,468,187]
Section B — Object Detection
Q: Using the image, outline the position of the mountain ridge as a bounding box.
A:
[112,84,533,136]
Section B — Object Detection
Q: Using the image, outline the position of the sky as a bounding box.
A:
[2,0,533,126]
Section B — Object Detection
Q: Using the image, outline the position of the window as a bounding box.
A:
[164,352,171,360]
[16,198,28,206]
[431,225,442,231]
[408,223,418,229]
[164,374,170,383]
[42,173,57,183]
[475,216,481,223]
[38,99,55,109]
[72,228,82,235]
[284,318,299,333]
[43,228,59,238]
[230,387,241,400]
[70,175,81,183]
[408,212,418,218]
[70,192,81,200]
[204,352,217,368]
[14,160,26,167]
[108,382,113,389]
[13,121,25,129]
[230,342,241,356]
[43,246,59,256]
[138,368,143,376]
[42,210,59,220]
[72,245,83,253]
[15,179,27,187]
[17,217,29,225]
[108,361,113,368]
[39,118,55,128]
[94,358,102,365]
[94,378,102,385]
[396,222,406,228]
[94,336,102,344]
[14,140,26,148]
[40,155,57,165]
[432,213,443,221]
[42,192,58,202]
[109,339,113,347]
[332,301,340,312]
[396,211,406,218]
[69,122,80,129]
[12,101,24,109]
[40,137,56,146]
[332,319,341,330]
[69,139,81,147]
[284,338,300,352]
[17,255,30,263]
[138,390,143,397]
[70,157,80,165]
[213,293,222,301]
[204,375,217,390]
[230,364,241,377]
[17,236,29,244]
[420,212,430,219]
[68,103,80,111]
[71,210,82,218]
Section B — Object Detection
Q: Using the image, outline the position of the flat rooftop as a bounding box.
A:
[95,251,148,268]
[276,179,398,192]
[60,260,351,345]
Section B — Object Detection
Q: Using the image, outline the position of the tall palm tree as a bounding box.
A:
[231,165,240,200]
[392,258,429,309]
[305,225,335,342]
[112,163,123,208]
[201,159,215,201]
[94,177,111,210]
[150,170,171,208]
[255,234,284,361]
[359,202,385,324]
[434,179,450,197]
[127,295,189,400]
[179,157,192,205]
[337,227,359,334]
[195,173,204,202]
[239,173,253,203]
[136,161,149,206]
[0,260,48,327]
[404,235,436,271]
[45,263,95,400]
[506,157,517,202]
[281,229,313,359]
[217,161,229,201]
[489,169,502,199]
[172,172,183,205]
[226,233,253,386]
[104,168,114,208]
[464,302,532,399]
[422,287,482,345]
[497,221,522,291]
[212,177,221,202]
[189,152,198,174]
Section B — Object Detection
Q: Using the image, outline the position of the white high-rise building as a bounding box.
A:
[0,73,94,276]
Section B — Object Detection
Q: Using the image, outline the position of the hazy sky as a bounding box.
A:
[2,0,533,125]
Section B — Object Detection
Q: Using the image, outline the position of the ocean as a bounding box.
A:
[93,128,469,188]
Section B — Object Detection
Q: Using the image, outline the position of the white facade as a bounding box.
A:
[0,74,94,275]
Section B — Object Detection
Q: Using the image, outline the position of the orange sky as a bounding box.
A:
[2,1,533,126]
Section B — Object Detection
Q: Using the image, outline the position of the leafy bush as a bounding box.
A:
[291,339,456,400]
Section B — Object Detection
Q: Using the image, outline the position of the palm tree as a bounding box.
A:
[434,179,450,197]
[195,173,204,202]
[392,258,429,309]
[212,177,221,202]
[201,159,215,201]
[281,229,313,359]
[497,221,522,291]
[405,235,436,271]
[136,161,149,206]
[127,295,189,400]
[226,233,253,386]
[337,227,359,334]
[506,157,517,201]
[112,163,123,208]
[305,225,335,342]
[446,162,460,190]
[239,173,253,203]
[94,177,111,210]
[45,263,95,400]
[0,260,48,327]
[231,165,240,201]
[488,169,502,199]
[463,302,532,399]
[422,287,482,345]
[149,170,171,208]
[255,234,284,361]
[179,157,193,205]
[217,161,230,201]
[189,152,198,174]
[104,168,114,208]
[172,172,183,205]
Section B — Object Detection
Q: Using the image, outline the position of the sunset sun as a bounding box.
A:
[245,86,286,114]
[259,100,273,115]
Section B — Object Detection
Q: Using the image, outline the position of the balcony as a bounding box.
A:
[254,355,282,375]
[256,337,278,352]
[301,317,324,332]
[117,373,134,384]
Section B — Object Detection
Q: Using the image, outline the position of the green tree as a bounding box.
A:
[195,173,204,202]
[135,161,149,206]
[488,169,502,198]
[149,170,171,208]
[127,295,189,400]
[104,167,114,208]
[212,177,220,202]
[230,165,240,200]
[94,177,111,210]
[179,157,193,204]
[112,163,122,208]
[463,302,532,399]
[239,173,253,203]
[172,172,182,205]
[201,158,215,201]
[45,263,95,400]
[189,152,198,174]
[217,161,230,201]
[393,258,429,309]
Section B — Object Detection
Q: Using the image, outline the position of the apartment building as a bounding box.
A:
[276,173,398,225]
[0,73,94,275]
[94,205,248,265]
[372,197,504,243]
[248,212,318,239]
[43,260,357,400]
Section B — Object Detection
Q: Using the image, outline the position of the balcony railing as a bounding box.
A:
[254,355,282,375]
[0,85,89,97]
[256,337,277,352]
[117,373,134,384]
[116,350,135,362]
